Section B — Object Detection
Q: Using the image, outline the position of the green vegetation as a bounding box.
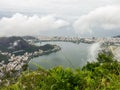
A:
[0,54,9,63]
[0,36,40,54]
[1,52,120,90]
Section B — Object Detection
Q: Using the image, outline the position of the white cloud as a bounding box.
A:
[73,5,120,35]
[0,13,69,36]
[0,0,119,17]
[0,1,120,37]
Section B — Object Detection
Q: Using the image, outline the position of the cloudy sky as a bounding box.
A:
[0,0,120,37]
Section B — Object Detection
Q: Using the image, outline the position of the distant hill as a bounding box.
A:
[39,44,55,51]
[0,36,39,54]
[0,36,56,55]
[22,36,37,40]
[113,35,120,38]
[22,36,40,43]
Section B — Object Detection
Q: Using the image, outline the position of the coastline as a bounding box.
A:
[0,44,61,86]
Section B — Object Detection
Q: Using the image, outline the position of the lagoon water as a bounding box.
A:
[28,42,97,70]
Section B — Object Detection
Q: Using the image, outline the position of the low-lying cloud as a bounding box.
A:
[73,5,120,35]
[0,13,69,36]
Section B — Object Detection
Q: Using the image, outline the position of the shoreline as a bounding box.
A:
[0,44,61,86]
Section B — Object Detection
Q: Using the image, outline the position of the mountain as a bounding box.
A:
[22,36,37,40]
[0,36,57,55]
[0,36,39,54]
[113,35,120,38]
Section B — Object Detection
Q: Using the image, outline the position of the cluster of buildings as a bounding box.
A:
[101,38,120,46]
[0,52,31,85]
[38,36,80,42]
[0,45,61,86]
[37,36,120,45]
[0,35,119,85]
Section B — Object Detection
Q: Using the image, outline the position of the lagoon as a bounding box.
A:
[28,42,98,70]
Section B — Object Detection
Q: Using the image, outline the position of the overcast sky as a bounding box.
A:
[0,0,120,37]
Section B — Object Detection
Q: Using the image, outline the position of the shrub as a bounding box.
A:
[1,53,120,90]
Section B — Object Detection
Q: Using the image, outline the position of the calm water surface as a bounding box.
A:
[28,42,93,70]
